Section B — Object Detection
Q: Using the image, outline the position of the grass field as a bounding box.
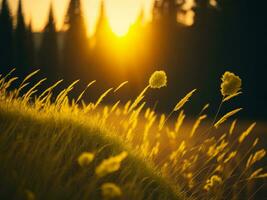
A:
[0,69,266,200]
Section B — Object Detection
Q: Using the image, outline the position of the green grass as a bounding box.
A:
[0,96,181,200]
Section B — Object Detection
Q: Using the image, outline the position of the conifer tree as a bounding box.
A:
[39,4,59,81]
[62,0,89,81]
[0,0,14,73]
[91,0,117,83]
[14,0,28,75]
[26,21,35,70]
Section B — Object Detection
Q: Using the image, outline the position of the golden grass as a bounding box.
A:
[0,69,266,200]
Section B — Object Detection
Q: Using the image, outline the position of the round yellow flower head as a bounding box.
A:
[77,152,94,167]
[101,183,122,199]
[95,151,128,177]
[220,71,242,96]
[149,70,167,89]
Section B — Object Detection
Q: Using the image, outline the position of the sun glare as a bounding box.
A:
[105,0,142,37]
[109,19,131,36]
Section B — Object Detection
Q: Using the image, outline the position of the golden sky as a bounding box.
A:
[2,0,154,36]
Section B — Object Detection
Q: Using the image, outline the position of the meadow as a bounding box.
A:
[0,69,266,200]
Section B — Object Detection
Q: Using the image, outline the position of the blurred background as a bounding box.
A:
[0,0,266,119]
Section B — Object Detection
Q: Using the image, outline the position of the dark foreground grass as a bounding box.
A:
[0,104,182,200]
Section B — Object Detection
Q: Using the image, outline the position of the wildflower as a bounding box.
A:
[149,70,167,89]
[210,175,222,183]
[220,71,242,97]
[204,175,222,191]
[95,151,128,177]
[77,152,94,167]
[101,183,122,199]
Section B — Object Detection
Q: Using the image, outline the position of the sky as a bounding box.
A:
[1,0,154,36]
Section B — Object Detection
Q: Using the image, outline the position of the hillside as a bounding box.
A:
[0,72,181,200]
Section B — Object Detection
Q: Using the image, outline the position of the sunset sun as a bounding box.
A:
[109,18,132,36]
[105,0,142,36]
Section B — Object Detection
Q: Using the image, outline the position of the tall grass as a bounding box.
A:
[0,69,266,200]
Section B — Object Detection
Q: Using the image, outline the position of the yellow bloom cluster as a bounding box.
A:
[203,175,222,191]
[95,151,128,177]
[77,152,95,167]
[101,183,122,199]
[149,70,167,89]
[220,71,242,96]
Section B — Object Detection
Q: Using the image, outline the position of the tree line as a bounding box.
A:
[0,0,266,118]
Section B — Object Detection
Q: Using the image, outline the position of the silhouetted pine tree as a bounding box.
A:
[39,4,59,81]
[14,0,28,76]
[94,0,113,46]
[26,21,36,69]
[0,0,14,74]
[62,0,89,82]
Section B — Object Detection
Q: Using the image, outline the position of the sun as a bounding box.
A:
[109,18,132,36]
[105,0,141,37]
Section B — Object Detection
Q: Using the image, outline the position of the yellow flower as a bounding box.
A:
[95,151,128,177]
[77,152,94,167]
[101,183,122,199]
[203,175,222,191]
[149,70,167,89]
[220,71,242,96]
